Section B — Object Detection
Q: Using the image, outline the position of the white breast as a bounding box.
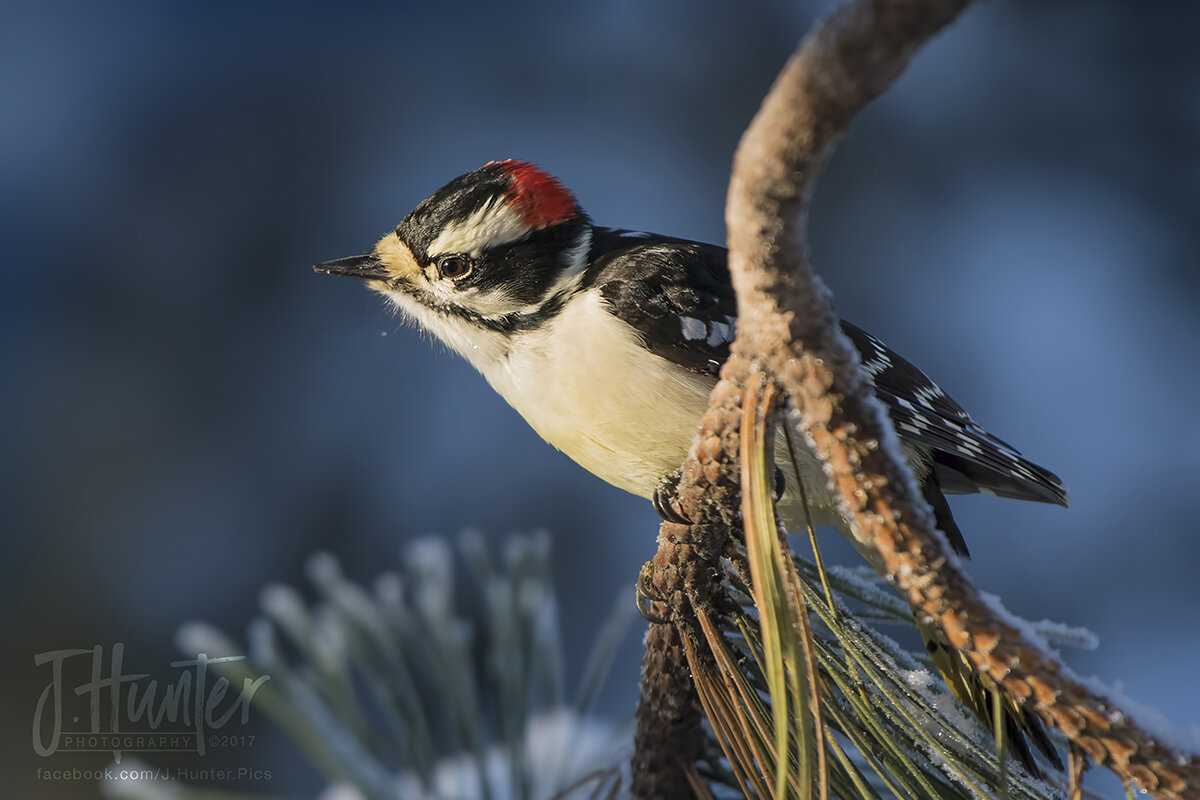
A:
[476,290,716,498]
[387,284,858,525]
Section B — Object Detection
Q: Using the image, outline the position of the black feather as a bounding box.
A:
[585,227,1069,509]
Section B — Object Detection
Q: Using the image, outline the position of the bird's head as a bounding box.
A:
[315,160,592,332]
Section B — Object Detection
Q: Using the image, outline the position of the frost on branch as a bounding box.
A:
[633,0,1200,798]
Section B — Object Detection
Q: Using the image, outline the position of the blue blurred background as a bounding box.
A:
[3,1,1198,797]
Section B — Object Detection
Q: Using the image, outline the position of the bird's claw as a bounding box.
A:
[636,561,670,624]
[652,475,692,524]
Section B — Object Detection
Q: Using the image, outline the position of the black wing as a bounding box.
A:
[838,322,1068,507]
[587,228,1068,508]
[587,229,737,376]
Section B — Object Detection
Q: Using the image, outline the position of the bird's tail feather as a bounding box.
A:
[918,616,1062,778]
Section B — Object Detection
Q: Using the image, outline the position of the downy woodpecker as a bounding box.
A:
[316,159,1068,773]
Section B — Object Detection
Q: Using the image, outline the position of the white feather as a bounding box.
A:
[428,197,528,257]
[386,280,927,541]
[480,291,716,497]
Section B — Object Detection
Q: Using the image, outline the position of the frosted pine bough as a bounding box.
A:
[94,528,1118,799]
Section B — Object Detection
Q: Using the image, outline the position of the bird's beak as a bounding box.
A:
[313,253,389,281]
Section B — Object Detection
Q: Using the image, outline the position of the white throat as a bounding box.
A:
[384,292,511,367]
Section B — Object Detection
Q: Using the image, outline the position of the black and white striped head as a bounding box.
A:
[315,161,592,340]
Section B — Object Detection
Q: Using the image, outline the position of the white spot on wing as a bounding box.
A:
[913,384,946,409]
[706,321,734,347]
[861,344,892,376]
[952,432,984,455]
[680,317,706,341]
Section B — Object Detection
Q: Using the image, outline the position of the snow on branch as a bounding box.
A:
[711,0,1200,798]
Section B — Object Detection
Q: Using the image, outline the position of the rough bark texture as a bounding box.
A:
[631,368,747,798]
[634,0,1200,797]
[719,0,1200,798]
[631,600,702,800]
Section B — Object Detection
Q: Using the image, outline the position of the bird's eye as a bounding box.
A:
[437,255,472,280]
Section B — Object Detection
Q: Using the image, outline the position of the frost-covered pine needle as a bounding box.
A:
[102,532,633,800]
[93,526,1097,800]
[695,543,1075,800]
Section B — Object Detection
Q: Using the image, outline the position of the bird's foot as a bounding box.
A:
[635,560,670,624]
[652,472,692,525]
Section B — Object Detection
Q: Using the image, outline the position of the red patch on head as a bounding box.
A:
[490,159,578,228]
